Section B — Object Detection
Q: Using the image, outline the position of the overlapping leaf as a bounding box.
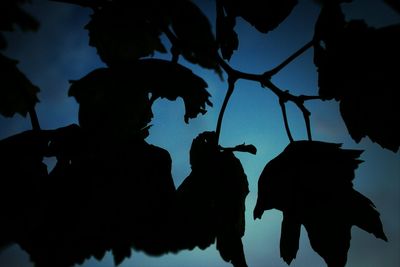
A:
[69,59,211,136]
[135,59,212,123]
[0,53,40,117]
[68,67,153,139]
[216,4,238,60]
[175,131,249,267]
[3,125,176,267]
[222,0,298,34]
[254,141,387,267]
[170,0,221,73]
[85,1,167,66]
[314,3,400,152]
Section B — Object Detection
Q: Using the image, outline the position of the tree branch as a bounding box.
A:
[165,21,319,142]
[263,39,316,78]
[216,51,320,141]
[279,98,294,143]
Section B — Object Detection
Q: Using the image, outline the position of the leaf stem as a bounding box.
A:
[279,99,294,143]
[216,77,236,144]
[29,107,41,130]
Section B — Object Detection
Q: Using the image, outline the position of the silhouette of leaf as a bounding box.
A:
[254,141,387,267]
[69,60,211,132]
[68,67,153,139]
[279,212,301,264]
[314,3,400,152]
[216,8,238,60]
[222,0,298,34]
[0,53,40,117]
[175,131,249,267]
[136,59,212,123]
[85,1,166,66]
[13,124,176,267]
[170,0,221,73]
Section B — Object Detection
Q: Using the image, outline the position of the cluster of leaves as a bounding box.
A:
[0,125,177,266]
[0,0,40,118]
[0,0,398,267]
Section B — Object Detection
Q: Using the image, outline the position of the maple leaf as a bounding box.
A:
[254,141,387,267]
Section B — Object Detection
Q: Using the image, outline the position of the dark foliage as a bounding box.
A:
[0,1,40,118]
[221,0,298,34]
[254,141,387,267]
[0,0,397,267]
[0,53,40,117]
[175,131,249,267]
[1,124,176,266]
[314,2,400,152]
[0,0,39,50]
[85,1,167,66]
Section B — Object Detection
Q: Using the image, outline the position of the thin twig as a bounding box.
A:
[165,21,319,142]
[216,77,236,143]
[171,46,180,63]
[216,53,320,141]
[263,39,316,78]
[299,105,312,141]
[279,98,294,143]
[29,108,41,130]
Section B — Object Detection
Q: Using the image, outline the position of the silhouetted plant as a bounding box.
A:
[0,1,398,267]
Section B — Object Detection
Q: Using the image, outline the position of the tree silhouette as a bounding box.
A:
[0,1,398,267]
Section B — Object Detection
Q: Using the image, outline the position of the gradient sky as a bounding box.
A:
[0,0,399,267]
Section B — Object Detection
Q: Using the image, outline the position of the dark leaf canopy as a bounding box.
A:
[314,3,400,152]
[254,141,387,267]
[68,67,153,139]
[1,125,176,267]
[170,0,221,73]
[80,0,221,73]
[175,131,249,267]
[216,3,239,61]
[0,0,39,50]
[69,59,211,136]
[0,53,40,117]
[222,0,298,34]
[85,0,167,66]
[0,130,49,248]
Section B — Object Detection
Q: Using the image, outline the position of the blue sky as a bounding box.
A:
[0,0,399,267]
